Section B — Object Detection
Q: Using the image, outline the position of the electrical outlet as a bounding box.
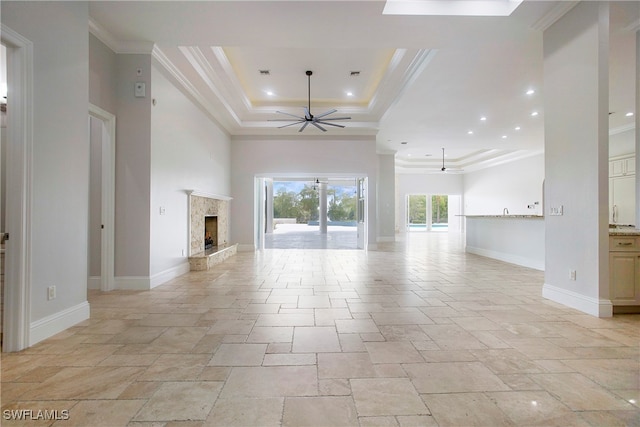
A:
[569,270,576,281]
[47,285,56,300]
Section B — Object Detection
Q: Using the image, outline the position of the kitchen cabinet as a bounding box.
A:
[609,156,635,177]
[609,235,640,308]
[610,176,636,224]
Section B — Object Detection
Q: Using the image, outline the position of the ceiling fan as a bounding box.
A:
[270,70,351,132]
[440,148,464,173]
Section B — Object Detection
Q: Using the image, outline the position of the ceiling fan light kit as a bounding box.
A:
[270,70,351,132]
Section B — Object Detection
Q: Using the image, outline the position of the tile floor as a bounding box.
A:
[2,232,639,426]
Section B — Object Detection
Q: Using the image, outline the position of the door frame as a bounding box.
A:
[2,25,33,352]
[89,104,116,292]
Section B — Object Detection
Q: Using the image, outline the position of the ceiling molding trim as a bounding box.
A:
[179,46,242,126]
[210,47,254,112]
[89,18,119,53]
[610,123,635,136]
[152,46,233,132]
[89,19,154,54]
[379,49,438,122]
[117,41,155,55]
[530,1,580,32]
[622,18,640,33]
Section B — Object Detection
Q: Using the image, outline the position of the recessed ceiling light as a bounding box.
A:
[502,135,507,139]
[346,91,354,97]
[407,153,412,157]
[467,131,473,135]
[531,111,539,117]
[515,126,521,131]
[526,89,535,95]
[425,154,432,157]
[266,90,274,96]
[480,116,487,121]
[259,70,270,75]
[400,141,408,145]
[350,71,360,76]
[626,112,634,117]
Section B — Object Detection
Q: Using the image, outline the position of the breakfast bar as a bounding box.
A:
[464,215,545,270]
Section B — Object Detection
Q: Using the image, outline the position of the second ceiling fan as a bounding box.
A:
[271,70,351,132]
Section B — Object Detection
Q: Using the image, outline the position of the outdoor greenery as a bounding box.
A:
[408,194,448,225]
[273,184,357,223]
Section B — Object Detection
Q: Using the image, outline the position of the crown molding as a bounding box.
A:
[623,18,640,33]
[610,123,635,136]
[89,18,154,54]
[530,1,580,32]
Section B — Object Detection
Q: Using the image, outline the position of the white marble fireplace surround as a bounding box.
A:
[188,190,231,255]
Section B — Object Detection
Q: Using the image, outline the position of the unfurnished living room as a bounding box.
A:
[1,1,639,426]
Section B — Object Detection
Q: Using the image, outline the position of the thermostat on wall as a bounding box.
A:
[134,82,146,98]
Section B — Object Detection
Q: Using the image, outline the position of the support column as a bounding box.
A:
[319,182,327,234]
[265,179,274,234]
[542,2,611,317]
[636,30,640,228]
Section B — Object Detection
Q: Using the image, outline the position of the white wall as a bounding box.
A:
[1,2,90,331]
[88,117,102,278]
[150,65,231,278]
[463,154,544,216]
[543,2,610,316]
[115,53,153,278]
[89,34,117,115]
[395,172,463,232]
[377,154,395,241]
[230,136,378,250]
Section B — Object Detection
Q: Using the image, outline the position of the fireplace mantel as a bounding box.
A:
[185,189,232,201]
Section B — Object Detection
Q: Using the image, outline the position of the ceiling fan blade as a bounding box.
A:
[298,121,310,132]
[277,120,305,129]
[303,107,311,120]
[275,110,306,120]
[316,121,345,128]
[314,109,337,119]
[318,117,351,121]
[312,122,327,132]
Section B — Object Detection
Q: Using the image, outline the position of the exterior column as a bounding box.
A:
[319,182,327,234]
[265,179,274,234]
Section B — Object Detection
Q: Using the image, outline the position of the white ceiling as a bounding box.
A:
[88,0,639,173]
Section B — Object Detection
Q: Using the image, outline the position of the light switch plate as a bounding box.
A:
[135,82,146,98]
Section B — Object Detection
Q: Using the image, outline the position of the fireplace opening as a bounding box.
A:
[204,216,218,251]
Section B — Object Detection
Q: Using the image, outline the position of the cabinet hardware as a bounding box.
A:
[618,242,634,246]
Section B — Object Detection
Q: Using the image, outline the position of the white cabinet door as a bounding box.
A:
[612,176,636,225]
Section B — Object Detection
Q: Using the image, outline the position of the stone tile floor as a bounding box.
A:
[2,232,639,426]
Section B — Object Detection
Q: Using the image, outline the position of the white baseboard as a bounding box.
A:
[466,246,544,271]
[115,276,151,290]
[30,301,90,346]
[237,244,255,252]
[543,283,613,317]
[87,276,101,290]
[150,262,190,288]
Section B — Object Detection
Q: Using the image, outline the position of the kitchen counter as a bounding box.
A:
[609,226,640,236]
[464,215,544,270]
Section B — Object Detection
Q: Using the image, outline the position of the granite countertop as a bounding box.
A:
[609,226,640,236]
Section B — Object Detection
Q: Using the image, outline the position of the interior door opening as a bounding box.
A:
[88,105,115,292]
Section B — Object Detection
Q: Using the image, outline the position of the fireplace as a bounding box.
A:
[204,216,218,250]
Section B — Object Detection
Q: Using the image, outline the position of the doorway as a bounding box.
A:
[88,105,115,292]
[257,176,365,250]
[406,194,456,232]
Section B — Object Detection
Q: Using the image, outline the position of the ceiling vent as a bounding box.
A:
[350,71,360,76]
[259,70,270,75]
